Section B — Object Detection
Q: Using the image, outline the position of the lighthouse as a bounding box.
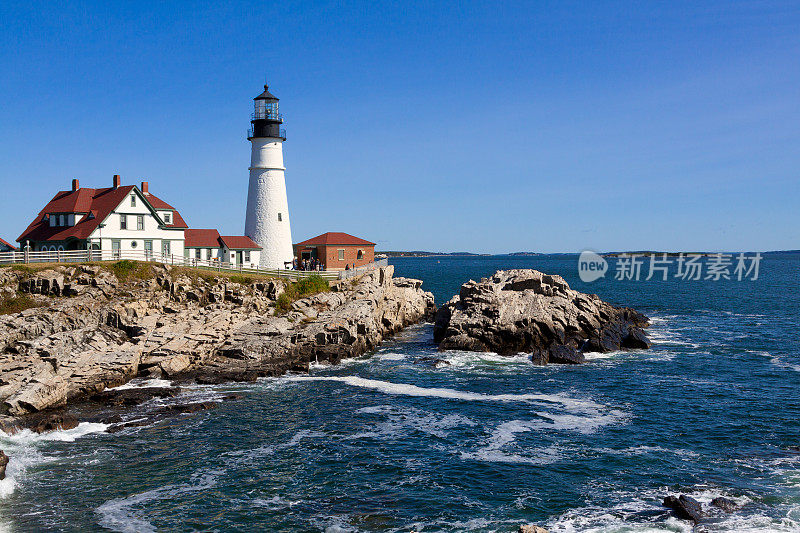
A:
[244,83,294,269]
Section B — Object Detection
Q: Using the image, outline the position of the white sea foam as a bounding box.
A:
[96,468,221,533]
[107,378,174,390]
[438,350,535,370]
[349,404,476,440]
[284,375,606,412]
[0,422,108,498]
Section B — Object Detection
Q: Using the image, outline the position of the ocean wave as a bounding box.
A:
[107,378,174,390]
[0,422,108,499]
[95,468,222,533]
[283,375,607,413]
[348,404,476,440]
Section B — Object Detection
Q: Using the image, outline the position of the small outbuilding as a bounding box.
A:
[294,232,375,271]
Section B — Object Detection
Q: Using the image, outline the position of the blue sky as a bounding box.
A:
[1,1,798,253]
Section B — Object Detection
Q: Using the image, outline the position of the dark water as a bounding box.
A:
[1,254,799,532]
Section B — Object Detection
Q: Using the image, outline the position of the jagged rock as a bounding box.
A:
[663,494,704,523]
[548,344,585,364]
[519,526,549,533]
[434,270,649,362]
[0,263,433,420]
[710,497,738,512]
[19,410,79,433]
[0,450,8,480]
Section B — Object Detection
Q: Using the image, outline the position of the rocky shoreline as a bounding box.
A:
[434,269,651,363]
[0,262,434,433]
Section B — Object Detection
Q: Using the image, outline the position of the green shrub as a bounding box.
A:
[273,274,329,315]
[229,275,255,286]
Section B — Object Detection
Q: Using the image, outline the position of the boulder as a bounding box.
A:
[0,450,8,480]
[434,270,649,362]
[519,526,549,533]
[663,494,704,523]
[710,497,738,512]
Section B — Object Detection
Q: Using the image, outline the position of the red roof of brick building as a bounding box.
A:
[295,232,375,247]
[16,184,187,244]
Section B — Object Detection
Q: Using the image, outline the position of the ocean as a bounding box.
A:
[1,254,799,532]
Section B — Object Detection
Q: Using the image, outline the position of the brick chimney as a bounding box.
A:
[72,178,79,191]
[113,174,121,188]
[141,181,149,194]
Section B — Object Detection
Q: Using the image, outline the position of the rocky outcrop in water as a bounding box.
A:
[663,494,704,523]
[434,269,650,363]
[0,263,434,422]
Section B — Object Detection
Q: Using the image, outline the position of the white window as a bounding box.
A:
[163,212,172,224]
[130,195,136,207]
[245,251,251,262]
[120,214,127,230]
[137,215,144,230]
[195,249,201,259]
[338,249,345,261]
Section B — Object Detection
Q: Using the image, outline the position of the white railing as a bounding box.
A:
[337,258,389,279]
[0,249,340,281]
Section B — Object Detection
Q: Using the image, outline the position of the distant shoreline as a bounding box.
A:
[379,250,799,258]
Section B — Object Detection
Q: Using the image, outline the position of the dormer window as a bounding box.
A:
[59,215,65,226]
[49,214,56,227]
[131,195,136,207]
[163,212,172,224]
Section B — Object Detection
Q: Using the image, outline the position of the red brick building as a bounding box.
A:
[294,232,375,271]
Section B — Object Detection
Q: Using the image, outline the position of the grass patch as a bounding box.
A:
[228,275,256,286]
[107,260,155,281]
[0,293,44,315]
[274,274,330,315]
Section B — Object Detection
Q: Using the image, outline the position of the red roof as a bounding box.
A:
[219,236,261,250]
[295,232,375,247]
[0,238,17,251]
[185,229,221,248]
[143,192,188,228]
[17,184,188,243]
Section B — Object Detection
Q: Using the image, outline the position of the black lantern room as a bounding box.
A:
[248,83,286,140]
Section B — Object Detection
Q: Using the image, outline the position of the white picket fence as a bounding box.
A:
[0,249,362,281]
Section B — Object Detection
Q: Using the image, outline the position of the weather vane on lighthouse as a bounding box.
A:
[244,81,294,269]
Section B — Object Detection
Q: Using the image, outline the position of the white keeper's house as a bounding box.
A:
[16,175,261,268]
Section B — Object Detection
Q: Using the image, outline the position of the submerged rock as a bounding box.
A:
[519,525,549,533]
[663,494,704,523]
[434,269,650,362]
[710,496,739,512]
[89,387,180,407]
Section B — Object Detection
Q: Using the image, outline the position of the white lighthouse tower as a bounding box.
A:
[244,83,294,269]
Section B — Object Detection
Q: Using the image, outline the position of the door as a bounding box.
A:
[236,251,243,265]
[144,240,153,259]
[162,240,171,258]
[111,240,121,259]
